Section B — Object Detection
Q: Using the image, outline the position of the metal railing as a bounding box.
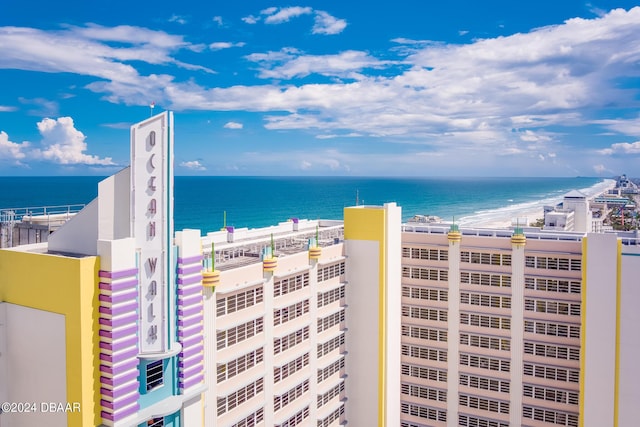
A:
[0,204,85,224]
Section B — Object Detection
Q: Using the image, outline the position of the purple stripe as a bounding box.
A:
[177,254,204,264]
[100,347,139,364]
[178,365,204,381]
[99,360,139,377]
[178,305,202,318]
[177,264,202,275]
[100,336,137,353]
[100,370,139,388]
[177,284,202,298]
[179,373,204,390]
[178,354,203,371]
[99,324,137,341]
[99,312,137,328]
[99,289,137,305]
[181,334,202,348]
[176,274,203,286]
[180,343,203,359]
[177,314,202,329]
[100,380,139,399]
[100,392,139,411]
[99,277,138,292]
[101,402,140,421]
[178,293,202,308]
[99,300,137,317]
[178,323,203,339]
[99,268,138,280]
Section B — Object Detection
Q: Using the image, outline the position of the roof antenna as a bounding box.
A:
[150,101,155,117]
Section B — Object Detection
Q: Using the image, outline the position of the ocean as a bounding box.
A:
[0,176,612,233]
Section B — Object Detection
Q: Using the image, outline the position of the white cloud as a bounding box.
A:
[246,49,392,79]
[0,24,213,104]
[518,130,551,143]
[212,16,224,26]
[169,15,188,25]
[242,149,350,173]
[130,6,638,153]
[260,7,278,16]
[0,105,17,112]
[300,160,312,169]
[0,131,29,160]
[245,7,346,35]
[3,7,640,172]
[595,117,640,137]
[101,122,132,129]
[587,3,608,17]
[19,97,59,117]
[499,147,526,156]
[598,140,640,155]
[263,7,312,24]
[210,41,246,50]
[180,160,206,170]
[224,121,243,129]
[312,11,347,35]
[242,15,260,24]
[391,37,434,46]
[33,117,114,165]
[316,132,362,139]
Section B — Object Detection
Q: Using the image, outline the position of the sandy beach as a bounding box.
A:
[459,179,617,230]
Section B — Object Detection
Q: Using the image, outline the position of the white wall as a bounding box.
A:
[181,395,203,427]
[583,233,618,427]
[0,304,67,427]
[383,203,401,426]
[98,167,131,241]
[344,239,379,427]
[618,245,640,426]
[48,198,99,256]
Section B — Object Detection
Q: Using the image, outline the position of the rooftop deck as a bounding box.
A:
[202,221,345,271]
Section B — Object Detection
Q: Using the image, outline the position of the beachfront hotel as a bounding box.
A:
[1,112,639,427]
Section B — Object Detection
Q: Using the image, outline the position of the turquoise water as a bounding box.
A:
[0,176,606,233]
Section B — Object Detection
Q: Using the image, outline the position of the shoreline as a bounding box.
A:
[459,178,617,229]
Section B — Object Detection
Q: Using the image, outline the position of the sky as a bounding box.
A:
[0,1,639,177]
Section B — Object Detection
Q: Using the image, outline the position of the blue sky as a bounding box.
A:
[1,1,639,176]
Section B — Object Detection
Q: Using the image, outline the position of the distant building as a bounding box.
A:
[543,190,595,233]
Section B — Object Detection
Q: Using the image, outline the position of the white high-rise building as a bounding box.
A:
[2,112,639,427]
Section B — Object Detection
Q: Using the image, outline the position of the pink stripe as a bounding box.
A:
[99,277,138,292]
[100,370,139,388]
[100,402,139,421]
[176,274,203,286]
[178,323,203,339]
[99,268,138,279]
[177,264,202,275]
[177,254,203,264]
[177,284,202,297]
[177,293,202,308]
[100,362,137,376]
[180,343,203,359]
[179,373,204,390]
[99,300,138,317]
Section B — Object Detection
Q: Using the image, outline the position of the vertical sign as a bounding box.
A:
[131,111,174,354]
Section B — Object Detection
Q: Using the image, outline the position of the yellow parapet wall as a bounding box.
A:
[344,207,387,427]
[0,248,100,427]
